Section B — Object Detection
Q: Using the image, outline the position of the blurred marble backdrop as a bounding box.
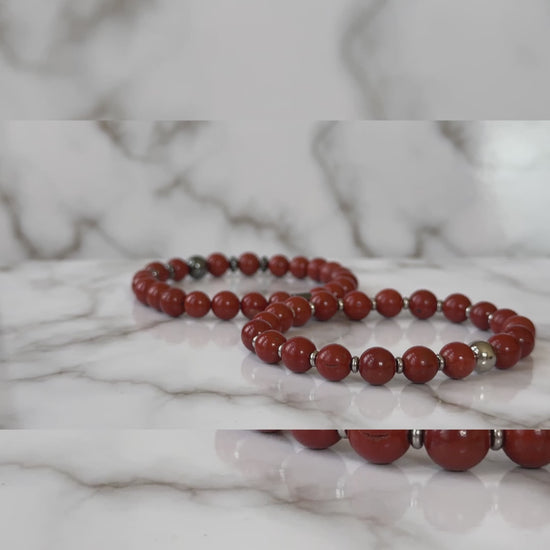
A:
[2,0,550,118]
[1,120,549,265]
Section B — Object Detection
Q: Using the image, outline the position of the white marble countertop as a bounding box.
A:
[2,258,549,428]
[0,430,548,549]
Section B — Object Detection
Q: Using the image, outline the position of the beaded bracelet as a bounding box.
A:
[132,252,536,385]
[263,429,550,471]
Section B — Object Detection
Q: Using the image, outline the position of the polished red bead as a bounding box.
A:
[132,277,156,305]
[333,276,355,294]
[488,333,521,369]
[268,255,289,277]
[265,302,294,333]
[307,257,326,281]
[359,347,395,385]
[505,325,535,358]
[146,262,170,281]
[281,336,316,373]
[319,261,342,283]
[253,311,282,332]
[424,430,491,471]
[238,252,260,276]
[284,296,312,327]
[206,253,229,277]
[343,290,372,321]
[502,315,536,336]
[159,288,186,317]
[240,292,268,319]
[310,291,339,321]
[167,258,189,281]
[331,269,358,287]
[268,291,291,304]
[489,308,517,333]
[375,289,403,318]
[241,319,271,351]
[211,291,240,320]
[440,342,476,380]
[503,430,550,468]
[442,293,471,323]
[323,281,346,298]
[348,430,410,464]
[291,430,341,449]
[315,344,351,381]
[402,346,439,383]
[146,282,171,310]
[184,291,211,318]
[132,269,154,285]
[469,301,497,330]
[289,256,309,279]
[254,330,286,364]
[409,289,438,320]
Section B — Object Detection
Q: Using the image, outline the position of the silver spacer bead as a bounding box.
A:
[436,300,443,313]
[229,256,239,271]
[309,301,316,315]
[337,429,348,439]
[351,356,360,373]
[277,343,285,360]
[309,350,318,369]
[470,340,497,373]
[166,263,176,279]
[372,298,377,311]
[395,357,404,374]
[409,429,424,449]
[259,255,269,272]
[252,334,260,350]
[436,354,445,371]
[491,429,504,451]
[465,305,472,319]
[187,255,208,279]
[150,269,160,279]
[337,298,344,311]
[487,313,494,322]
[402,296,410,310]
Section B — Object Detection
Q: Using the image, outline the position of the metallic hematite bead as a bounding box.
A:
[470,340,497,373]
[309,350,318,369]
[229,256,239,271]
[395,357,404,374]
[259,256,269,271]
[465,305,472,318]
[436,354,445,371]
[337,429,348,439]
[187,255,208,279]
[351,356,360,373]
[402,297,409,310]
[491,429,504,451]
[166,263,175,279]
[436,300,443,313]
[337,298,344,311]
[409,429,424,449]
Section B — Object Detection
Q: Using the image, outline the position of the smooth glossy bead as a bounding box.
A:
[424,430,490,471]
[284,296,312,327]
[375,289,403,318]
[241,319,271,351]
[442,293,471,323]
[211,291,240,320]
[240,292,268,319]
[291,430,341,449]
[310,291,339,321]
[253,311,282,332]
[307,257,326,281]
[315,344,352,381]
[159,288,186,317]
[146,282,171,310]
[254,330,286,363]
[167,258,189,281]
[289,256,309,279]
[402,346,439,383]
[502,315,536,336]
[268,255,289,277]
[206,253,229,277]
[281,337,316,373]
[348,430,410,464]
[319,261,342,283]
[132,270,154,287]
[323,281,346,298]
[440,342,476,380]
[488,333,521,369]
[132,276,156,305]
[331,269,358,287]
[184,291,211,318]
[409,289,438,320]
[146,262,170,281]
[268,291,291,304]
[470,340,497,372]
[333,276,355,294]
[342,291,372,321]
[187,255,208,279]
[469,301,497,330]
[505,325,535,358]
[489,308,517,333]
[238,252,260,276]
[265,303,294,333]
[503,430,550,468]
[359,347,396,385]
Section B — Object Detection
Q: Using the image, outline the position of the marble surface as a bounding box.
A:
[2,258,549,429]
[0,430,548,549]
[2,0,550,118]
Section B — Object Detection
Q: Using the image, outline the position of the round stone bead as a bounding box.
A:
[253,311,282,332]
[333,276,356,294]
[132,276,156,305]
[206,253,229,277]
[168,258,190,281]
[146,262,170,281]
[268,291,291,304]
[284,296,312,327]
[281,337,316,373]
[440,342,476,379]
[241,319,272,351]
[489,308,517,333]
[265,302,294,333]
[343,291,372,321]
[315,344,352,381]
[291,430,341,449]
[409,289,438,320]
[268,255,289,277]
[240,292,268,319]
[159,288,186,317]
[289,256,309,279]
[184,291,211,318]
[469,301,497,330]
[238,252,260,276]
[502,315,536,337]
[424,430,491,471]
[187,255,208,279]
[488,333,522,369]
[306,257,326,281]
[211,291,240,320]
[503,430,550,468]
[310,291,339,321]
[375,289,403,318]
[146,282,171,310]
[348,430,410,464]
[359,347,396,386]
[323,281,346,298]
[331,269,358,287]
[132,269,154,285]
[442,293,471,323]
[319,261,342,283]
[402,346,439,383]
[505,325,535,358]
[254,330,286,364]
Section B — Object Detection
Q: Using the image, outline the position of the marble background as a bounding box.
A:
[1,120,550,266]
[2,0,550,119]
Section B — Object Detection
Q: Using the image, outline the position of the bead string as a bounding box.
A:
[132,252,536,385]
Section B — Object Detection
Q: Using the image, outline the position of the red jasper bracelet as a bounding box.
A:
[264,429,550,471]
[132,252,536,385]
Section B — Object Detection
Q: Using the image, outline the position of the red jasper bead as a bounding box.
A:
[284,296,312,327]
[240,292,268,319]
[289,256,309,279]
[469,301,497,330]
[281,336,316,373]
[319,261,342,283]
[133,277,156,305]
[268,254,289,277]
[503,430,550,468]
[238,252,260,276]
[132,269,154,285]
[184,291,211,318]
[324,281,346,298]
[348,430,410,464]
[424,430,491,471]
[146,282,171,310]
[331,269,358,287]
[268,291,291,304]
[488,333,521,369]
[265,302,294,333]
[307,257,326,281]
[211,291,240,320]
[440,342,476,380]
[333,276,355,294]
[291,430,341,449]
[359,347,395,386]
[505,325,535,358]
[167,258,189,281]
[502,315,536,336]
[402,346,439,383]
[315,344,351,381]
[146,262,170,281]
[375,289,403,318]
[489,308,517,333]
[310,291,339,321]
[253,311,282,332]
[159,288,186,317]
[442,293,471,323]
[343,291,372,321]
[409,289,438,320]
[254,330,286,364]
[206,253,229,277]
[241,319,271,351]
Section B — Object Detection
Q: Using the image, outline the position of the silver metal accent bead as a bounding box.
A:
[229,256,239,271]
[150,269,159,279]
[259,255,269,272]
[409,429,424,449]
[166,263,176,279]
[402,296,410,310]
[436,300,443,313]
[309,301,316,315]
[372,298,377,311]
[395,357,404,374]
[309,350,318,369]
[470,340,497,373]
[252,334,259,349]
[337,429,348,439]
[491,429,504,451]
[277,343,285,360]
[351,356,360,373]
[436,354,445,371]
[465,305,472,318]
[487,313,494,322]
[337,298,344,311]
[187,255,208,279]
